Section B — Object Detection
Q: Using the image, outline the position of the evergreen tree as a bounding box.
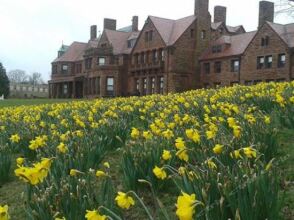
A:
[0,62,10,98]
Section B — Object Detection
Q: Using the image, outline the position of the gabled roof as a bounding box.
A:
[267,22,294,48]
[53,42,87,63]
[104,29,140,54]
[211,22,245,34]
[200,31,257,61]
[149,15,197,46]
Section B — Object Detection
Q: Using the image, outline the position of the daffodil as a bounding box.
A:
[153,166,167,180]
[162,150,172,160]
[243,147,257,158]
[96,170,107,177]
[213,144,224,154]
[0,205,9,220]
[103,162,110,168]
[115,192,135,209]
[131,127,140,139]
[85,209,106,220]
[10,134,20,143]
[176,149,189,162]
[176,192,198,220]
[16,157,25,166]
[57,142,68,154]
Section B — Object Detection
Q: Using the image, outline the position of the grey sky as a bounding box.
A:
[0,0,292,82]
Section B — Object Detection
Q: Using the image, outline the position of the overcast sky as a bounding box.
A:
[0,0,293,82]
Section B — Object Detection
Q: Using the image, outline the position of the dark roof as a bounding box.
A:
[53,42,87,63]
[267,22,294,48]
[200,31,257,61]
[211,22,245,34]
[104,29,140,54]
[149,15,197,46]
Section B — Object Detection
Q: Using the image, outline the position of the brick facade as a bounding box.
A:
[49,0,294,99]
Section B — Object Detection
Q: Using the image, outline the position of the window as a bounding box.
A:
[159,77,164,94]
[98,57,106,66]
[257,56,265,69]
[63,84,68,94]
[152,50,158,63]
[140,53,145,64]
[245,80,253,86]
[62,64,68,74]
[201,30,206,39]
[231,60,240,72]
[106,77,114,96]
[151,77,155,94]
[135,54,139,65]
[161,50,165,61]
[145,31,153,42]
[128,39,136,48]
[52,65,57,74]
[136,79,140,92]
[214,61,222,73]
[101,43,107,48]
[85,58,92,70]
[76,64,82,73]
[145,32,149,42]
[265,55,273,68]
[143,78,147,95]
[212,45,222,53]
[149,30,153,41]
[96,77,100,95]
[190,29,194,38]
[261,36,269,46]
[204,63,210,74]
[278,54,286,68]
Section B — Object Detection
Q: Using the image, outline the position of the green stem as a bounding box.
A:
[98,206,122,220]
[128,191,154,220]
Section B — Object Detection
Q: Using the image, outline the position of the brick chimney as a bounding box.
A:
[90,25,97,40]
[214,6,227,24]
[132,16,139,32]
[104,18,117,30]
[194,0,209,16]
[259,1,274,28]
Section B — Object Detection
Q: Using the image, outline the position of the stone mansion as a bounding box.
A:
[49,0,294,98]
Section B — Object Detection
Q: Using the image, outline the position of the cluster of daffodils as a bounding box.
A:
[14,158,53,185]
[0,81,293,219]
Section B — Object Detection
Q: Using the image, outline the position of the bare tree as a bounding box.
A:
[28,72,44,85]
[275,0,294,18]
[7,69,28,83]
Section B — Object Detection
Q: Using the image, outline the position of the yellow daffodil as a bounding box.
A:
[176,149,189,162]
[205,159,217,170]
[85,210,106,220]
[131,127,140,139]
[57,142,68,154]
[103,162,110,168]
[213,144,224,154]
[243,147,257,158]
[96,170,107,177]
[176,192,197,220]
[162,150,172,160]
[153,166,167,180]
[115,192,135,209]
[16,157,25,166]
[10,134,20,143]
[0,205,9,220]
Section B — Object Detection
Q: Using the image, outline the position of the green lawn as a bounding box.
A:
[0,99,73,108]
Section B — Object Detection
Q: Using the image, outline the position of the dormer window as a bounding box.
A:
[212,45,222,53]
[98,57,106,66]
[127,39,136,48]
[101,43,107,48]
